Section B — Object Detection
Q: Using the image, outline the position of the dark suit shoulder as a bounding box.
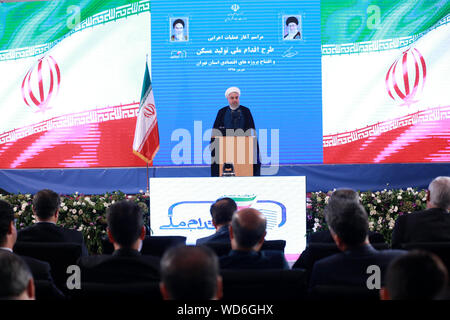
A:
[20,255,51,280]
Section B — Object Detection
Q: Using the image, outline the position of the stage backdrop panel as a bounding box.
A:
[0,0,150,168]
[149,176,307,256]
[322,1,450,163]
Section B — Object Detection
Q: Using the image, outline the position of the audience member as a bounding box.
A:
[196,197,237,245]
[309,200,405,289]
[0,199,63,298]
[219,208,289,270]
[293,188,385,271]
[0,251,35,300]
[307,188,385,243]
[77,200,160,283]
[160,245,222,300]
[391,176,450,248]
[17,189,88,256]
[380,250,448,300]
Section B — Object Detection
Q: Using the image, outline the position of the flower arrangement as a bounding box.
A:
[306,188,428,244]
[2,191,149,254]
[1,188,428,254]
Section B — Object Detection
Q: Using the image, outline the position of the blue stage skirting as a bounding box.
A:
[0,163,448,195]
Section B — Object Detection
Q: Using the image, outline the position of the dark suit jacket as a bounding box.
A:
[17,222,88,256]
[292,231,386,271]
[307,230,386,244]
[219,250,289,270]
[309,244,405,289]
[77,248,160,283]
[196,225,230,245]
[0,248,64,299]
[391,208,450,249]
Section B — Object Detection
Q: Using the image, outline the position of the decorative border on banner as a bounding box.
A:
[0,103,139,145]
[323,105,450,147]
[0,0,150,62]
[322,14,450,56]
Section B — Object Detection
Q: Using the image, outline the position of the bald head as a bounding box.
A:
[230,208,267,250]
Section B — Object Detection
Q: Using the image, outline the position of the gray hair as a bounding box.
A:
[428,176,450,210]
[0,251,33,299]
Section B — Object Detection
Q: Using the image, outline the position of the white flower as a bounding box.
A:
[93,209,96,213]
[389,220,395,229]
[397,195,402,200]
[78,209,83,215]
[18,210,23,216]
[72,209,77,214]
[13,207,17,212]
[377,199,381,203]
[63,206,68,211]
[370,210,377,216]
[21,203,27,210]
[394,206,398,212]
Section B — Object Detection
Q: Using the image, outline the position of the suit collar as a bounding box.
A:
[343,243,376,255]
[112,248,141,257]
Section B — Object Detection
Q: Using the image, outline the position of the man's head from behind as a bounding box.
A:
[32,189,60,222]
[427,176,450,210]
[106,200,145,251]
[0,200,16,248]
[160,245,222,300]
[325,199,369,250]
[0,251,35,300]
[381,250,448,300]
[230,208,266,251]
[330,188,359,203]
[210,197,237,229]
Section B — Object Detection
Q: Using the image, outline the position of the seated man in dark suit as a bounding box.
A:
[196,197,237,245]
[17,189,88,256]
[309,200,405,289]
[293,188,385,270]
[0,199,64,299]
[380,250,448,300]
[219,208,289,270]
[77,200,160,283]
[0,251,35,300]
[391,176,450,248]
[160,245,222,300]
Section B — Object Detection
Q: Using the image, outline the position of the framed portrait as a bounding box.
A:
[170,17,189,42]
[283,15,302,40]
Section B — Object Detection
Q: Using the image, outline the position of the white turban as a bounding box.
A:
[225,87,241,98]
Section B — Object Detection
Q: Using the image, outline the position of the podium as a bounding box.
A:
[213,135,257,176]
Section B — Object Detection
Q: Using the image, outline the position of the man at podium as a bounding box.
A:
[210,87,260,177]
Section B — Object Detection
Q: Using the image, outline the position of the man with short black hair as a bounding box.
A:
[0,199,63,299]
[17,189,88,256]
[0,251,35,300]
[219,208,289,269]
[381,250,448,300]
[309,200,405,288]
[77,200,160,283]
[160,245,222,300]
[196,197,237,245]
[392,176,450,248]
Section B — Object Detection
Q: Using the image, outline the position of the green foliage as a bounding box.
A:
[306,188,427,244]
[1,188,428,253]
[1,191,149,254]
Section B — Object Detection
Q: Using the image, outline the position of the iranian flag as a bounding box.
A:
[0,0,150,168]
[133,61,160,163]
[321,1,450,164]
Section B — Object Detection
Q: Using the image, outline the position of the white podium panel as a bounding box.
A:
[149,176,306,256]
